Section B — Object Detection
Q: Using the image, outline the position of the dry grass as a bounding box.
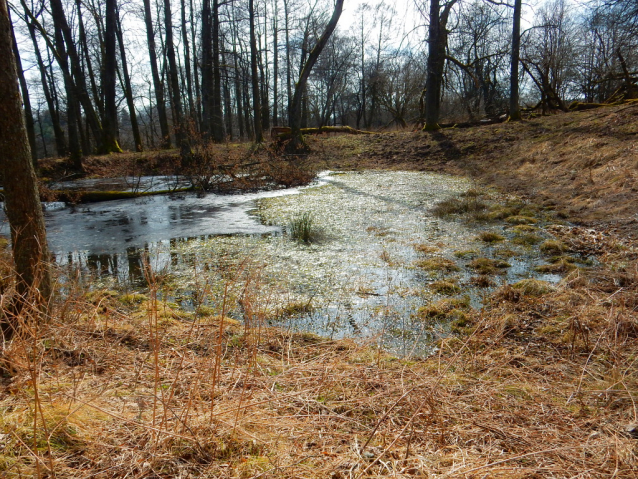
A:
[0,230,637,478]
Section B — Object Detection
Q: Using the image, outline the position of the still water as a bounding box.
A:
[1,171,560,356]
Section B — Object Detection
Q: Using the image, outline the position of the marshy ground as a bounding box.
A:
[1,102,638,477]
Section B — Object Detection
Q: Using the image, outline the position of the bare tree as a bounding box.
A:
[0,0,52,326]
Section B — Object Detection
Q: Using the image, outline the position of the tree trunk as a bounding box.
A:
[102,0,122,153]
[116,3,143,151]
[76,0,103,121]
[53,20,83,168]
[249,0,263,142]
[49,0,106,152]
[273,6,279,126]
[509,0,522,121]
[211,0,224,142]
[143,0,171,148]
[221,42,233,139]
[284,0,292,123]
[201,0,213,136]
[181,0,196,120]
[424,0,457,131]
[9,11,37,165]
[0,0,52,319]
[25,10,66,157]
[288,0,344,148]
[164,0,191,160]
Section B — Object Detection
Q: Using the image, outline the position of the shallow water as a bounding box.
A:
[0,171,561,356]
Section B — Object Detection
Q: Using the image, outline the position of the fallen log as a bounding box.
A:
[271,125,374,140]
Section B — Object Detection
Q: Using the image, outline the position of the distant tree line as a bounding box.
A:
[7,0,638,162]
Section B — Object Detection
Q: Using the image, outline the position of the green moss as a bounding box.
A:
[454,249,479,259]
[534,260,577,274]
[470,275,495,287]
[413,243,439,254]
[512,233,543,246]
[119,293,148,305]
[416,257,460,272]
[431,196,488,217]
[540,239,568,255]
[511,224,539,233]
[429,280,461,295]
[477,231,505,243]
[468,257,511,275]
[487,206,519,220]
[493,247,520,258]
[505,215,538,225]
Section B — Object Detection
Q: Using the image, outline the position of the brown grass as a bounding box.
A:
[0,228,637,478]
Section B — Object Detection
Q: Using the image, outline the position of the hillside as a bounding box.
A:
[314,102,638,240]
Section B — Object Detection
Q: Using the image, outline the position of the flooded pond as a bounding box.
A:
[1,171,570,356]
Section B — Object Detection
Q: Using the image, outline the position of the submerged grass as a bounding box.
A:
[287,211,316,243]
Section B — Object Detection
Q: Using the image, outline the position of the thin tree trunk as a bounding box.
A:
[284,0,292,123]
[211,0,224,141]
[0,0,52,317]
[76,0,103,120]
[49,0,106,152]
[9,11,37,165]
[181,0,195,120]
[249,0,263,142]
[509,0,522,121]
[423,0,456,131]
[25,11,66,157]
[102,0,122,152]
[288,0,344,148]
[221,42,233,139]
[116,3,143,151]
[201,0,213,136]
[143,0,171,148]
[53,20,83,168]
[273,5,278,126]
[164,0,191,159]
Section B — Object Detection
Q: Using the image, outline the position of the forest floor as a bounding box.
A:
[1,103,637,478]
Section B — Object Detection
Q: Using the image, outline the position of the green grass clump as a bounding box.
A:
[416,257,460,272]
[468,257,511,275]
[119,293,148,305]
[454,249,479,259]
[477,231,505,243]
[487,206,519,220]
[493,247,520,258]
[512,233,543,246]
[511,224,539,233]
[429,280,461,295]
[288,212,315,243]
[540,239,568,255]
[506,215,538,225]
[470,275,495,287]
[413,243,439,254]
[534,259,578,274]
[431,196,488,217]
[512,279,555,296]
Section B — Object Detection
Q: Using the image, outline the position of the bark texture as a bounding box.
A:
[0,0,52,315]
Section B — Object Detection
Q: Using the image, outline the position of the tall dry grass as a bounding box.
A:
[0,230,637,477]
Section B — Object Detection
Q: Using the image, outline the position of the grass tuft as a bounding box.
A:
[288,211,316,243]
[468,257,511,275]
[477,231,505,243]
